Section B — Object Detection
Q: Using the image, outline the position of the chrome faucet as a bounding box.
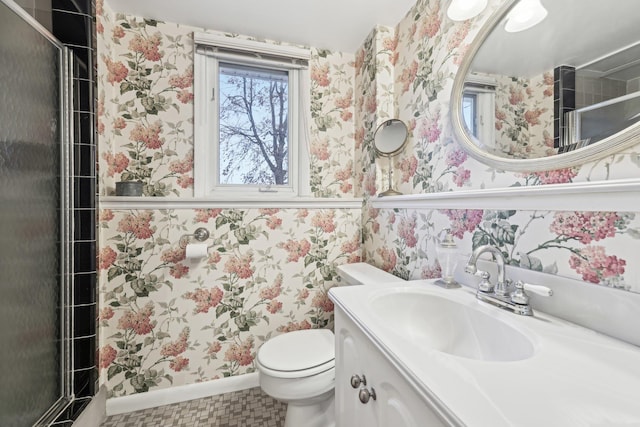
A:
[464,245,509,297]
[464,245,552,316]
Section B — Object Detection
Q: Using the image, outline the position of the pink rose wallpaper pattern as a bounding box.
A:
[96,0,361,397]
[386,0,640,193]
[359,0,640,291]
[98,13,195,197]
[491,72,555,159]
[309,49,357,197]
[364,208,638,292]
[98,7,356,199]
[99,208,360,396]
[95,0,640,401]
[353,25,398,203]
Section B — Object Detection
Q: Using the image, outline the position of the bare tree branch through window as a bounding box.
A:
[218,62,289,185]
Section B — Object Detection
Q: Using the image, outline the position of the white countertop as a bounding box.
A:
[329,281,640,427]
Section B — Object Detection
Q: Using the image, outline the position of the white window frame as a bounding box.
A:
[463,85,496,146]
[193,33,311,199]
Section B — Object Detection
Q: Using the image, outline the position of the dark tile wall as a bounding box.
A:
[19,1,97,423]
[51,0,98,423]
[553,65,576,149]
[11,1,98,423]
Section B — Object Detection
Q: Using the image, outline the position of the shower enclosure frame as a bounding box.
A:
[1,0,74,425]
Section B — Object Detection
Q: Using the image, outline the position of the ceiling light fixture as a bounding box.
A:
[504,0,548,33]
[447,0,488,21]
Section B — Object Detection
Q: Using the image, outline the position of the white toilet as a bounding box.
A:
[256,263,402,427]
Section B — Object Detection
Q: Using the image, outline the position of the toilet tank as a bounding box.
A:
[336,262,404,286]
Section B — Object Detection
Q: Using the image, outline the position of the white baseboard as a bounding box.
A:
[106,373,260,416]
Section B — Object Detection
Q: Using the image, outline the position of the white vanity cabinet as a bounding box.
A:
[331,280,640,426]
[334,308,450,427]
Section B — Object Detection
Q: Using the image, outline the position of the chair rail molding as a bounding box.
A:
[100,196,363,210]
[371,178,640,212]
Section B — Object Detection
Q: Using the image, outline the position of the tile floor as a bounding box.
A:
[101,387,286,427]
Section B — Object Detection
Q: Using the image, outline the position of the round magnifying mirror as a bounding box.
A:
[374,119,409,197]
[374,119,409,156]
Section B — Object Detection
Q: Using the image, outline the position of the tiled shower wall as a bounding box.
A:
[53,0,99,401]
[576,75,628,109]
[53,0,99,422]
[13,0,98,423]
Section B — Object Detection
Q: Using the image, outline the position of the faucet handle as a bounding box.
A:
[521,281,553,297]
[510,281,530,305]
[511,281,553,305]
[477,271,494,293]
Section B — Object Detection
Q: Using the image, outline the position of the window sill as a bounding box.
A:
[99,196,363,210]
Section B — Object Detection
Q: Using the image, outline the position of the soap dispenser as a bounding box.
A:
[435,229,461,288]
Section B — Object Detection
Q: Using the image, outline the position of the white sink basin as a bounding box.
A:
[369,289,535,361]
[330,280,640,426]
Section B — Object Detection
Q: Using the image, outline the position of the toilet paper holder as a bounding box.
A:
[179,227,211,248]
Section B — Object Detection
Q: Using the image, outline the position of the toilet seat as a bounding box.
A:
[257,329,335,379]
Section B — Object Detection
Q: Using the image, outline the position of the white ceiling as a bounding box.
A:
[473,0,640,79]
[106,0,417,53]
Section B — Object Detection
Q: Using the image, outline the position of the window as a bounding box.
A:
[462,92,478,136]
[194,33,311,198]
[462,85,495,145]
[218,63,289,186]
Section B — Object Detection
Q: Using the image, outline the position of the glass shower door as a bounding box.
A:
[0,1,71,426]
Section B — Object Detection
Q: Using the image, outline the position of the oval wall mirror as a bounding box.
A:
[374,119,409,196]
[451,0,640,172]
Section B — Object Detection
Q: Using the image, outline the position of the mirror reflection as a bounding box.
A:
[459,0,640,162]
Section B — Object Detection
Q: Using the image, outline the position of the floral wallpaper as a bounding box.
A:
[98,207,361,396]
[384,0,640,193]
[309,49,356,197]
[360,0,640,294]
[353,25,397,203]
[353,29,377,199]
[390,0,472,194]
[96,0,640,401]
[491,71,555,159]
[97,9,195,197]
[365,208,639,293]
[98,3,356,199]
[96,0,361,398]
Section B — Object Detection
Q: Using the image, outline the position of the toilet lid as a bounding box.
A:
[258,329,334,372]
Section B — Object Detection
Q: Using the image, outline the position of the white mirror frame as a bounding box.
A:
[450,0,640,173]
